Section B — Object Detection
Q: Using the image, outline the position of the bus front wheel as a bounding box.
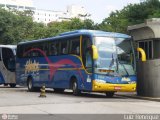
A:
[72,81,80,96]
[9,84,16,88]
[27,78,34,92]
[105,92,115,98]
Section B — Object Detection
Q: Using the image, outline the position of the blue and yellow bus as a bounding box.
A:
[16,30,136,97]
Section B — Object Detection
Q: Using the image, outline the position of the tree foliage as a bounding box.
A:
[47,18,96,36]
[0,8,36,44]
[99,0,160,33]
[0,8,96,44]
[1,0,160,44]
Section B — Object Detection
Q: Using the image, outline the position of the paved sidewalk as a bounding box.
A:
[116,92,160,102]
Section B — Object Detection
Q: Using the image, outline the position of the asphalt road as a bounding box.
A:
[0,85,160,120]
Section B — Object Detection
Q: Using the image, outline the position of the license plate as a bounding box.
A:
[114,86,121,90]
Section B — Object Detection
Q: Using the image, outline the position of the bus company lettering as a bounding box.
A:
[25,59,39,74]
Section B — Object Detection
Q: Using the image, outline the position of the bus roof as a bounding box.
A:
[0,45,16,49]
[18,29,131,45]
[59,29,131,38]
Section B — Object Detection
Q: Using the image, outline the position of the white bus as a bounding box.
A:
[0,45,16,88]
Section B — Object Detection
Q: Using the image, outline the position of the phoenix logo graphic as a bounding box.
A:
[25,59,39,74]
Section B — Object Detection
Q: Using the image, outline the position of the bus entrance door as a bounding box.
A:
[0,47,16,86]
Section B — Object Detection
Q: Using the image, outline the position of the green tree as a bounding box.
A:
[0,8,16,44]
[47,18,95,37]
[0,7,96,44]
[83,19,95,29]
[0,8,37,44]
[98,0,160,33]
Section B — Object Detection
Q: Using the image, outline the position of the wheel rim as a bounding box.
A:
[73,82,77,94]
[28,80,32,90]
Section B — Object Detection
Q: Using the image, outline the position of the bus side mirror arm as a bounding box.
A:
[137,47,146,62]
[92,45,98,60]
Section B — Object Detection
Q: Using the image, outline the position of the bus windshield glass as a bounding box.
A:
[94,36,135,76]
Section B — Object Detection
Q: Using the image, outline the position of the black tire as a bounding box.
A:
[4,83,8,86]
[9,84,16,88]
[105,92,115,98]
[54,88,65,93]
[27,78,34,92]
[72,80,80,96]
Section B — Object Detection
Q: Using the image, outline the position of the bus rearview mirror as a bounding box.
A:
[92,45,98,60]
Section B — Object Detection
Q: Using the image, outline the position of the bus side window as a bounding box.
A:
[60,40,68,55]
[23,46,31,57]
[17,45,23,58]
[70,37,80,55]
[28,45,37,57]
[37,44,44,57]
[62,48,66,54]
[0,49,1,61]
[43,42,49,55]
[49,41,60,56]
[49,42,58,56]
[76,46,80,55]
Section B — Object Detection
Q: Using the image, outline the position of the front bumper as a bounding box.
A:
[92,80,136,92]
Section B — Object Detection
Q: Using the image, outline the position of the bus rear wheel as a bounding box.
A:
[105,92,115,98]
[72,80,80,96]
[4,84,8,86]
[27,78,34,92]
[9,84,16,88]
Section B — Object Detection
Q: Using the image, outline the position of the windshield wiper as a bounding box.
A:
[106,53,115,76]
[118,60,129,76]
[109,53,114,69]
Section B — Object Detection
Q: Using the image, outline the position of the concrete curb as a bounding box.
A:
[115,93,160,102]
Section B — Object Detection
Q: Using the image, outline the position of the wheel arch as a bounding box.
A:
[27,75,33,85]
[69,75,78,89]
[27,74,33,80]
[27,75,35,92]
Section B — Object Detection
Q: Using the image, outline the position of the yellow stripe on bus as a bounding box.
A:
[39,67,83,71]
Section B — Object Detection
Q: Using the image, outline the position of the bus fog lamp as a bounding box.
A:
[95,79,106,83]
[128,81,136,84]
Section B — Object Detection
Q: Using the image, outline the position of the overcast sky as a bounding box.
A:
[33,0,141,23]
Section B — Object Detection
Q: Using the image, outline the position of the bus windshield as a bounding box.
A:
[94,36,135,76]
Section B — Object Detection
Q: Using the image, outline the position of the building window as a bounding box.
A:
[138,40,153,60]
